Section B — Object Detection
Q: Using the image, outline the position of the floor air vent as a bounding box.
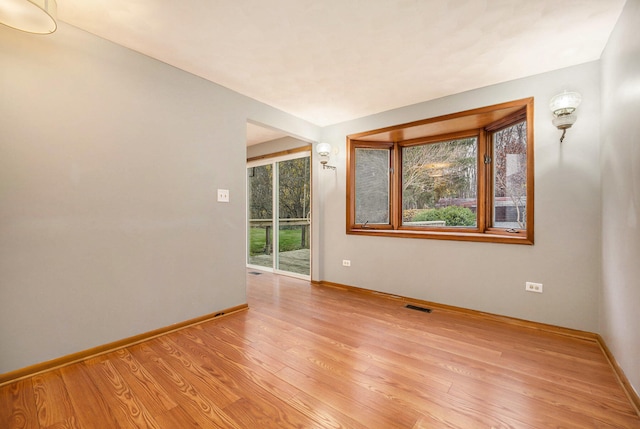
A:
[248,271,262,275]
[405,304,432,313]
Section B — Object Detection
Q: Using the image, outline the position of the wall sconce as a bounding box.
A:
[0,0,57,34]
[316,142,336,170]
[550,90,582,143]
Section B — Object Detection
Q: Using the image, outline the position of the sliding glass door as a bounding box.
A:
[247,152,310,278]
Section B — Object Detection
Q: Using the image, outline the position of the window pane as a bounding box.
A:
[493,121,527,229]
[402,138,477,228]
[248,164,273,268]
[355,148,390,224]
[277,157,310,276]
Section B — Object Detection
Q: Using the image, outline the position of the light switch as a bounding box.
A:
[217,189,230,202]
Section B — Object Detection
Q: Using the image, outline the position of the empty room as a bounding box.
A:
[1,0,639,427]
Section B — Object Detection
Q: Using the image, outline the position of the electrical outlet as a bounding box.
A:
[525,282,543,293]
[342,259,351,267]
[217,189,229,202]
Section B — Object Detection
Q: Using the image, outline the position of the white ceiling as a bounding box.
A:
[59,0,625,131]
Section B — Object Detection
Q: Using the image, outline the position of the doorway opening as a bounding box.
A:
[246,124,311,280]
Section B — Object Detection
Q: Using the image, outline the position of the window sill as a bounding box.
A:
[347,227,533,245]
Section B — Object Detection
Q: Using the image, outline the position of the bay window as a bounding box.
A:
[346,98,534,244]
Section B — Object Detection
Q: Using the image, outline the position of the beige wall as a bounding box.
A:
[0,23,319,374]
[600,0,640,396]
[316,61,603,332]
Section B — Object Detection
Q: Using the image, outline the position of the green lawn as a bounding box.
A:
[250,227,307,255]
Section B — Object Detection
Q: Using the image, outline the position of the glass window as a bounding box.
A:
[354,148,391,225]
[346,98,534,244]
[493,121,527,230]
[402,137,478,228]
[248,164,273,268]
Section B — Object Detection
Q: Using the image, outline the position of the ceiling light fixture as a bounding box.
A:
[0,0,57,34]
[550,91,582,143]
[316,142,336,170]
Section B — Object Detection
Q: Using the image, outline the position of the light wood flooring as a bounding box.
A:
[1,271,639,428]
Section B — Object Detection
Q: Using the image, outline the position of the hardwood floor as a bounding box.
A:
[1,270,639,428]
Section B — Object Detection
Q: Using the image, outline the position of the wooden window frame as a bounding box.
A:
[346,98,534,245]
[348,142,394,230]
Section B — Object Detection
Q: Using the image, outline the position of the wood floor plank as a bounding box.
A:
[147,337,240,408]
[357,331,633,422]
[169,325,323,428]
[108,348,179,417]
[32,370,79,429]
[193,320,291,377]
[156,332,315,428]
[1,270,639,428]
[285,390,373,429]
[59,363,120,429]
[0,379,38,429]
[276,364,420,428]
[128,342,240,429]
[83,355,160,428]
[346,350,534,428]
[175,325,301,402]
[154,405,201,428]
[181,326,368,428]
[221,395,314,429]
[447,379,635,429]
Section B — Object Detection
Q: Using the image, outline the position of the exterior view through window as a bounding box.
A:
[355,148,390,225]
[493,121,527,230]
[401,135,478,228]
[347,98,534,244]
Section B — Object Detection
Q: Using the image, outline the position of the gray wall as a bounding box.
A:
[600,0,640,396]
[0,23,319,374]
[317,61,602,332]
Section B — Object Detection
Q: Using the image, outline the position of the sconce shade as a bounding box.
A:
[0,0,57,34]
[316,142,331,156]
[549,91,582,116]
[552,113,577,130]
[550,90,582,143]
[316,142,336,170]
